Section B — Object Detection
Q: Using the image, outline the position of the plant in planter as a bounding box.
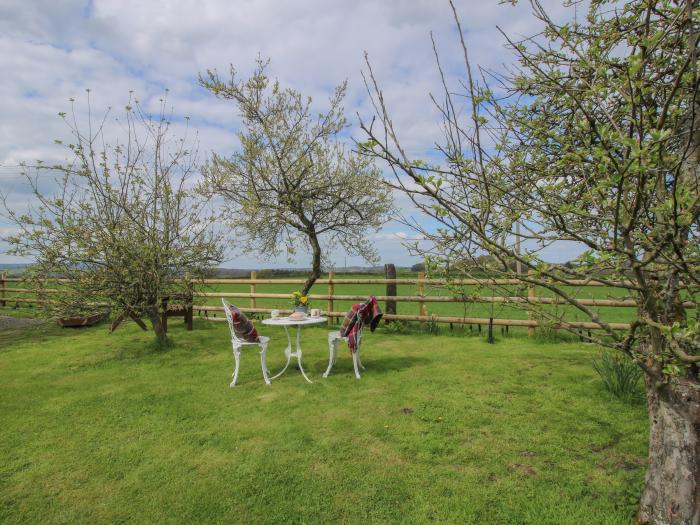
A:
[291,291,310,314]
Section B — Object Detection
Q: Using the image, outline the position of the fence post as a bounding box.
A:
[527,272,536,337]
[328,271,335,325]
[418,271,427,318]
[185,274,193,331]
[0,272,5,307]
[384,263,396,323]
[250,271,257,310]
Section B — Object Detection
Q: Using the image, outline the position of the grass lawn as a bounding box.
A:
[0,318,648,524]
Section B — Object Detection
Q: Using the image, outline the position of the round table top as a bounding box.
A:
[261,316,328,326]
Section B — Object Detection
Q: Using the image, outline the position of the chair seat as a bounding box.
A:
[233,335,269,345]
[328,331,347,341]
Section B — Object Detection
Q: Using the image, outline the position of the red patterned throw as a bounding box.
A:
[339,296,382,353]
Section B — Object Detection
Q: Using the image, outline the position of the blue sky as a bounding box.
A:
[0,0,581,269]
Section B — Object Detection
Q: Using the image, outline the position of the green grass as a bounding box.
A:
[0,318,648,524]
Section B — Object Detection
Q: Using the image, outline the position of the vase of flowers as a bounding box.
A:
[292,291,310,314]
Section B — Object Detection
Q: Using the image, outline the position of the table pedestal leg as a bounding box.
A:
[270,325,313,383]
[294,325,313,383]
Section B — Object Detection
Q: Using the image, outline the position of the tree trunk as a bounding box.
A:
[638,374,700,525]
[301,232,322,296]
[146,304,168,341]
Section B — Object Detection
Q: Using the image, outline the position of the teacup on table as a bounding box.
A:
[310,308,321,318]
[270,309,280,319]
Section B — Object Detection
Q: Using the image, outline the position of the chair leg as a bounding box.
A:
[352,351,362,380]
[271,327,292,380]
[357,345,365,370]
[231,345,241,387]
[324,335,337,378]
[259,341,271,386]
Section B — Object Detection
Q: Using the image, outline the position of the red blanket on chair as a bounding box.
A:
[339,296,382,353]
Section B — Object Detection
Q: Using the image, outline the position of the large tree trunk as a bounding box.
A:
[146,304,168,341]
[638,374,700,525]
[301,231,322,296]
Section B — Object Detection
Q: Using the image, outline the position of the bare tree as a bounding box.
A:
[360,0,700,522]
[199,59,393,295]
[2,93,224,341]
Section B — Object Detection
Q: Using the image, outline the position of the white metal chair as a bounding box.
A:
[324,312,365,380]
[222,299,271,387]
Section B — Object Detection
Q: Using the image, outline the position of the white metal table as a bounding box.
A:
[262,316,327,383]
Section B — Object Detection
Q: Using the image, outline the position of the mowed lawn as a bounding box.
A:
[0,318,648,524]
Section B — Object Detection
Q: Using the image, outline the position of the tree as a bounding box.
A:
[360,0,699,522]
[198,59,393,295]
[410,262,426,273]
[1,93,224,341]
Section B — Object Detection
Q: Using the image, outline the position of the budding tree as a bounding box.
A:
[199,59,393,295]
[361,0,700,523]
[2,94,224,341]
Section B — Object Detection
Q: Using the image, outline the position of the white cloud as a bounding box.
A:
[0,0,582,267]
[373,231,421,241]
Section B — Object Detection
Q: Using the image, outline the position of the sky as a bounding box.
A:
[0,0,581,269]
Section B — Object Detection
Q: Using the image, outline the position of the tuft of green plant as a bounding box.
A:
[383,320,410,334]
[147,336,175,353]
[422,317,439,335]
[592,350,643,401]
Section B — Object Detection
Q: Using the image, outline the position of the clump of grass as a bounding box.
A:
[592,350,643,401]
[383,320,411,334]
[422,317,440,335]
[147,336,175,353]
[533,324,579,344]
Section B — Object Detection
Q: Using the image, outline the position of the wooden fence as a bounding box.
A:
[0,270,661,334]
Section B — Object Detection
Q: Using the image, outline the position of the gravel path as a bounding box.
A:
[0,315,45,330]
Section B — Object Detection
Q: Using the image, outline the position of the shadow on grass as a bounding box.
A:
[319,355,431,376]
[105,336,180,361]
[0,321,59,350]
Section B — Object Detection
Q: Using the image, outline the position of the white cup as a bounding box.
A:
[310,308,321,318]
[271,309,280,319]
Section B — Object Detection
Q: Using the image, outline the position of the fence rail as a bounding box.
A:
[2,270,689,334]
[191,304,633,331]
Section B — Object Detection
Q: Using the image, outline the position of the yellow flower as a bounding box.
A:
[292,291,301,297]
[300,296,308,304]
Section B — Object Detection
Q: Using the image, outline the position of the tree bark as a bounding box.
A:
[638,373,700,525]
[301,231,322,296]
[146,304,168,341]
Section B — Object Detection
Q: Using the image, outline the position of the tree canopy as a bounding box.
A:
[2,94,224,340]
[199,59,393,295]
